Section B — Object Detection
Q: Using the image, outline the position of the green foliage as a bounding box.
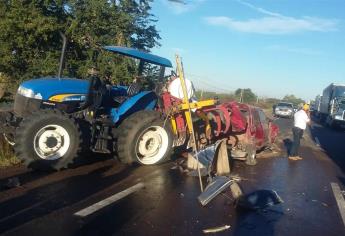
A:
[195,90,236,103]
[235,88,257,103]
[0,0,160,86]
[257,97,280,109]
[0,136,20,167]
[282,94,305,106]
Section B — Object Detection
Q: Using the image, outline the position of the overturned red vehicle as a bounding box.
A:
[161,92,279,165]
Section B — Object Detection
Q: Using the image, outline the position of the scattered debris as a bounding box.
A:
[198,176,235,206]
[4,177,21,189]
[171,159,189,173]
[187,168,208,177]
[203,225,231,234]
[170,165,178,170]
[230,182,243,200]
[236,190,283,210]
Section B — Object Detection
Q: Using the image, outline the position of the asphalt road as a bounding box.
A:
[1,117,345,236]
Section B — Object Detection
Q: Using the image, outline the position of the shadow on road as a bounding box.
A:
[0,153,114,190]
[282,138,292,157]
[233,207,284,236]
[0,163,136,234]
[309,119,345,174]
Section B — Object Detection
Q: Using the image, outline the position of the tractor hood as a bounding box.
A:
[18,77,89,101]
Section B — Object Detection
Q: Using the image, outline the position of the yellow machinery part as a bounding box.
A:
[178,99,216,110]
[49,94,83,102]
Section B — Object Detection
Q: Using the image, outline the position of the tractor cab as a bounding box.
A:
[100,46,173,108]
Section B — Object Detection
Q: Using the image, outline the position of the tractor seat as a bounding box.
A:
[113,81,142,105]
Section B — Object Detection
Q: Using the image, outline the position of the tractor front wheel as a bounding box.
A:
[117,111,173,165]
[14,110,81,171]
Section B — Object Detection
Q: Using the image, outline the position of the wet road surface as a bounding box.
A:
[1,117,345,236]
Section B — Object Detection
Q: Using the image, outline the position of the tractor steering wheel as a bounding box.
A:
[81,75,106,110]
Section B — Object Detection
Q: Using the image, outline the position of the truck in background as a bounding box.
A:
[318,83,345,128]
[311,94,322,116]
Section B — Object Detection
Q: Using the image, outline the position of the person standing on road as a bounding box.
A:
[289,104,311,160]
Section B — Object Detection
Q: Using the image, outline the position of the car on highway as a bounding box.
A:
[273,102,294,118]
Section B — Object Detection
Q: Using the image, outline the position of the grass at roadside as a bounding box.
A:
[0,136,21,167]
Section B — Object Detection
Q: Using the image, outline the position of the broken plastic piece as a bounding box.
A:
[230,182,243,199]
[214,140,231,176]
[203,225,231,234]
[5,177,21,189]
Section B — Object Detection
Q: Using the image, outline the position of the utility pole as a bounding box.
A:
[256,95,259,104]
[240,89,243,103]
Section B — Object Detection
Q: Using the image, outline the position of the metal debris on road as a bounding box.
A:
[198,176,235,206]
[4,177,21,189]
[203,225,231,234]
[314,137,321,147]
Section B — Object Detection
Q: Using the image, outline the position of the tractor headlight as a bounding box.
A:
[17,86,42,99]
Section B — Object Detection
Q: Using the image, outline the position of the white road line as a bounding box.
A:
[331,182,345,227]
[74,182,145,217]
[315,137,321,147]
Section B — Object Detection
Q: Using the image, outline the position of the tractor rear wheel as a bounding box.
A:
[14,110,82,171]
[117,110,173,165]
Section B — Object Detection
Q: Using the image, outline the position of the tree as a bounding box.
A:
[282,94,304,106]
[0,0,160,87]
[235,88,257,103]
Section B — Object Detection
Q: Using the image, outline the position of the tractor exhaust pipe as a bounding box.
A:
[58,32,67,79]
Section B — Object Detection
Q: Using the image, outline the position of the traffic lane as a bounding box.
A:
[1,119,345,236]
[1,162,274,236]
[272,116,294,136]
[0,159,168,234]
[309,120,345,175]
[77,147,345,236]
[4,153,344,235]
[1,161,213,236]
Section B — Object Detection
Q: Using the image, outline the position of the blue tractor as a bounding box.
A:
[0,40,174,171]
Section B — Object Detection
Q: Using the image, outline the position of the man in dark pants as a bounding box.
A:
[289,104,310,160]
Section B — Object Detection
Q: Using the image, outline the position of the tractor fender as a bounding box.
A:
[111,91,158,124]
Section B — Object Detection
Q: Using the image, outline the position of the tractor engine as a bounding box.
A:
[13,78,89,117]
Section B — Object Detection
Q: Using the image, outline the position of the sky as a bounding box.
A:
[150,0,345,101]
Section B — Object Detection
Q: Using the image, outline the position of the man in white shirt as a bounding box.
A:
[168,75,197,102]
[289,104,311,160]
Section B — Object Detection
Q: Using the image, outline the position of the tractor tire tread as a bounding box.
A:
[117,110,169,165]
[14,109,83,171]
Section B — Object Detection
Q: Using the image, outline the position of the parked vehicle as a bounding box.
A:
[311,94,322,116]
[318,83,345,128]
[273,102,294,118]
